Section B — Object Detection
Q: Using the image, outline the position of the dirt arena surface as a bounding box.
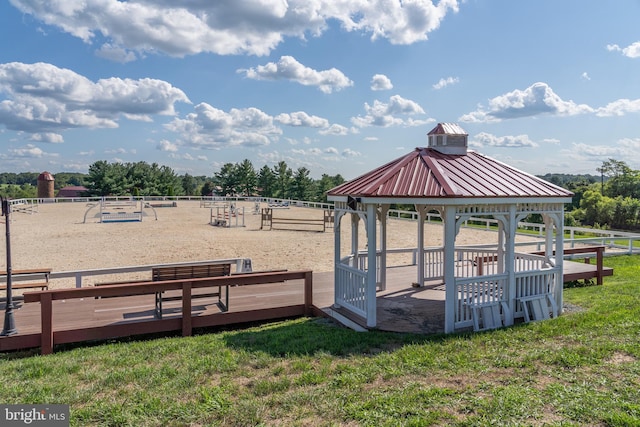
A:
[0,200,515,289]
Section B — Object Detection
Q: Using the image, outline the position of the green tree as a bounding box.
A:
[86,161,129,196]
[201,181,215,197]
[291,167,313,201]
[599,159,640,199]
[273,161,292,199]
[236,159,257,196]
[257,165,277,198]
[313,173,345,202]
[181,173,197,196]
[214,163,239,196]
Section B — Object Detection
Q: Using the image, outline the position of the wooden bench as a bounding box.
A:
[95,263,232,319]
[0,268,51,296]
[152,264,231,318]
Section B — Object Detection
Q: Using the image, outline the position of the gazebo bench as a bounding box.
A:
[464,299,511,332]
[517,294,557,323]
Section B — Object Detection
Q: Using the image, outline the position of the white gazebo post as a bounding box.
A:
[416,205,427,287]
[550,212,565,312]
[504,205,517,326]
[443,205,457,333]
[351,212,359,268]
[333,210,344,309]
[366,203,377,327]
[378,205,389,291]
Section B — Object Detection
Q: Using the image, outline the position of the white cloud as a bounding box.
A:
[9,1,460,58]
[29,132,64,143]
[581,72,591,81]
[352,95,429,127]
[607,42,640,58]
[239,56,353,93]
[595,99,640,117]
[104,148,135,154]
[8,144,57,158]
[371,74,393,91]
[459,82,594,123]
[275,111,329,128]
[165,102,282,149]
[570,142,626,158]
[95,43,138,63]
[433,76,459,90]
[157,140,179,152]
[471,132,538,148]
[342,148,361,157]
[0,62,190,138]
[319,124,350,136]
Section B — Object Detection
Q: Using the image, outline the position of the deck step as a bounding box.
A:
[323,306,368,332]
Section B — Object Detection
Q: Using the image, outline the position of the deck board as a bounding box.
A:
[0,260,612,352]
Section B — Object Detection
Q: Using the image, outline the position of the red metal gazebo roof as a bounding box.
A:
[327,147,573,199]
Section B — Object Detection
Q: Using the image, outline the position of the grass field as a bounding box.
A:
[1,256,639,426]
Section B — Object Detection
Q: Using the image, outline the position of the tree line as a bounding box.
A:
[2,157,638,230]
[0,159,345,204]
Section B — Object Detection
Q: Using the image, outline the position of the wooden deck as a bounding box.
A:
[0,258,613,354]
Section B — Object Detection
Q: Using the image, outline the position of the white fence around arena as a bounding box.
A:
[7,197,640,253]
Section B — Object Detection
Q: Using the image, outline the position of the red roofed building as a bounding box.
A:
[57,186,88,198]
[327,123,573,333]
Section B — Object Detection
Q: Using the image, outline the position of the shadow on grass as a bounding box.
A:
[221,317,451,357]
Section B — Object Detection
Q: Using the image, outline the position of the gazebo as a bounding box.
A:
[327,123,574,333]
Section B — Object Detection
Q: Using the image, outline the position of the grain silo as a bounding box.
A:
[37,171,55,199]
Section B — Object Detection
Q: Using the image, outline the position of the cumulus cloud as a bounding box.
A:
[165,102,282,149]
[7,144,57,158]
[29,132,64,143]
[581,72,591,81]
[275,111,329,128]
[351,95,431,127]
[319,124,351,136]
[595,99,640,117]
[95,43,138,63]
[459,82,594,123]
[239,56,353,93]
[0,62,190,138]
[371,74,393,91]
[607,42,640,58]
[471,132,538,148]
[9,1,460,59]
[433,76,459,90]
[157,140,179,152]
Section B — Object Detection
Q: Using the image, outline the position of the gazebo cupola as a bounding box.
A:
[427,122,468,155]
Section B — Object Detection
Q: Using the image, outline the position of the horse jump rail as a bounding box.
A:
[260,208,334,232]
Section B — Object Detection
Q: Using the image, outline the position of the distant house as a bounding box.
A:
[57,186,88,198]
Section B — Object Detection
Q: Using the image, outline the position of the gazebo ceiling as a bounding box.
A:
[328,147,574,199]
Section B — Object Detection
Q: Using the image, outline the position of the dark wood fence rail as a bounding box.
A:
[22,270,314,355]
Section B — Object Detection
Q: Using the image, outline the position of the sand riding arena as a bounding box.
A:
[0,200,504,290]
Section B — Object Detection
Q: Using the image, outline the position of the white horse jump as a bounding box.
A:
[210,204,245,228]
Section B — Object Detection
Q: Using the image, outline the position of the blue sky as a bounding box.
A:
[1,0,640,180]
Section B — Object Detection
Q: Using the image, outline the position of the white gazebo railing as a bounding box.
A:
[335,263,367,318]
[514,268,558,318]
[454,273,509,329]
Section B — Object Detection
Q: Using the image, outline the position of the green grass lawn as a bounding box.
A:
[1,256,639,426]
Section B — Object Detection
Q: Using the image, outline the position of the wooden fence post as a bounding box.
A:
[304,271,313,316]
[182,282,192,337]
[41,292,53,355]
